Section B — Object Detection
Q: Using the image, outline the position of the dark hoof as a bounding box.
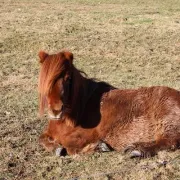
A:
[124,145,143,158]
[55,147,67,157]
[124,145,136,153]
[96,141,112,152]
[130,150,142,158]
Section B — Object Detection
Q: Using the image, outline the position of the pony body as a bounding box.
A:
[39,51,180,157]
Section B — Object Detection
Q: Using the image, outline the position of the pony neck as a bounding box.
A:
[65,66,97,124]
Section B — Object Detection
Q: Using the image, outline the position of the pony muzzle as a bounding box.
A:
[48,106,64,120]
[48,112,62,120]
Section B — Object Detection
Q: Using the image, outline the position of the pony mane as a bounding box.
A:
[38,53,69,115]
[63,66,87,120]
[38,51,114,124]
[38,52,89,116]
[65,69,115,125]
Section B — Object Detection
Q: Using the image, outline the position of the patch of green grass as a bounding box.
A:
[125,18,153,25]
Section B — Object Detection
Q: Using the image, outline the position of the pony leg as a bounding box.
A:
[124,142,157,158]
[65,141,112,155]
[124,137,180,158]
[39,133,60,152]
[95,141,112,152]
[80,141,112,154]
[65,143,98,155]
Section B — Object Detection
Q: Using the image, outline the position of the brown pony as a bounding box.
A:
[38,50,180,157]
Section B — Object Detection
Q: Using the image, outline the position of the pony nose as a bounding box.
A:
[52,109,60,116]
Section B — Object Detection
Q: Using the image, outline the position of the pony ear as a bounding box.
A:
[38,51,48,63]
[64,51,73,64]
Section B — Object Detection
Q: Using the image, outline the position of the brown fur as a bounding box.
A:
[38,50,180,156]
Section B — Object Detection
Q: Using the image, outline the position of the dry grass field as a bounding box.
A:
[0,0,180,179]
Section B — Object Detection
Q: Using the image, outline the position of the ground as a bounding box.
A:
[0,0,180,179]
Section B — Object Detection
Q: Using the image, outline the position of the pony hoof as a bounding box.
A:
[124,145,136,153]
[130,150,142,158]
[99,142,111,152]
[96,141,111,152]
[55,147,67,157]
[55,147,63,156]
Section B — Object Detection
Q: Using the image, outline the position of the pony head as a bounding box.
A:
[38,50,73,120]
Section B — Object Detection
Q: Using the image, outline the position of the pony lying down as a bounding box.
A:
[38,50,180,158]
